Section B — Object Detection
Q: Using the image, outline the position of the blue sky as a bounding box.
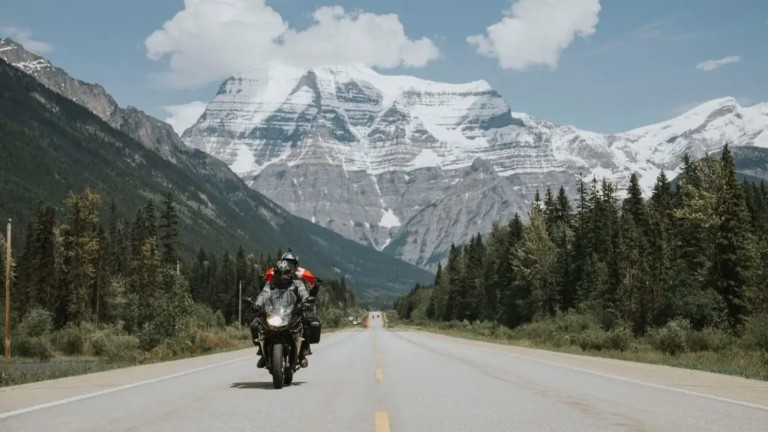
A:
[1,0,766,133]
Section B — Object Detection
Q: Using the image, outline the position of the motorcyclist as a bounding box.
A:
[265,252,320,356]
[265,252,318,296]
[250,259,312,369]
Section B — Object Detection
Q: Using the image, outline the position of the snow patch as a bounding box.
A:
[231,144,255,175]
[410,149,441,169]
[379,209,401,228]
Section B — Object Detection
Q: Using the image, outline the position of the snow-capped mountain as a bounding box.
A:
[184,63,768,269]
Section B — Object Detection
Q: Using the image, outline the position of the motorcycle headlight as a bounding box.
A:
[267,315,285,327]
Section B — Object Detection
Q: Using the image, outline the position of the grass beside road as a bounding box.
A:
[385,314,768,381]
[1,326,252,387]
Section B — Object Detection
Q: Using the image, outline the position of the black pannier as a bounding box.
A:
[308,316,322,344]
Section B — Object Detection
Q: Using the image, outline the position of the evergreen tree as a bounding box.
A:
[512,206,558,320]
[143,199,158,242]
[218,251,236,322]
[60,189,102,324]
[673,154,727,328]
[15,220,35,314]
[159,192,180,267]
[499,214,525,327]
[711,145,760,328]
[647,171,674,325]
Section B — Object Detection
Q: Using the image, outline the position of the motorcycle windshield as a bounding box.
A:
[264,288,297,319]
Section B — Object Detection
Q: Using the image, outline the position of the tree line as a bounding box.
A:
[0,188,358,349]
[395,145,768,336]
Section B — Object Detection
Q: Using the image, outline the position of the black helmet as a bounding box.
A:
[281,252,299,266]
[275,260,294,284]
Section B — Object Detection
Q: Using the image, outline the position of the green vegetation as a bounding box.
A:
[1,188,360,386]
[394,146,768,379]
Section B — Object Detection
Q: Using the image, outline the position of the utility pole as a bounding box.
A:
[4,219,12,359]
[238,280,242,327]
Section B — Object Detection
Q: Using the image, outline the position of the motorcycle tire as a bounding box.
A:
[271,344,284,389]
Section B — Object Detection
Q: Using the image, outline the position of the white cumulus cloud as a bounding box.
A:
[163,101,208,135]
[467,0,601,70]
[695,55,741,72]
[0,27,53,54]
[145,0,439,88]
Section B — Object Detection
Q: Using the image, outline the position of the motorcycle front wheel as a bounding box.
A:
[271,344,284,389]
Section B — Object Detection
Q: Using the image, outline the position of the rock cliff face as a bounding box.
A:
[183,62,768,269]
[0,38,186,161]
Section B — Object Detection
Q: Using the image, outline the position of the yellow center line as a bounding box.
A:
[375,411,391,432]
[375,367,384,382]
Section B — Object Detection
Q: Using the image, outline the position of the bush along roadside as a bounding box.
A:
[387,311,768,381]
[0,303,250,387]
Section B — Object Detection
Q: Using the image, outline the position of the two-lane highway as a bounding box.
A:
[2,313,768,431]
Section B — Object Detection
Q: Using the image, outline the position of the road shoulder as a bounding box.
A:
[400,329,768,409]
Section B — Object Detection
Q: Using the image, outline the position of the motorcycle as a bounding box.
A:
[249,289,312,389]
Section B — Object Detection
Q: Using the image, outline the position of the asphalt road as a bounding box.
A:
[2,313,768,431]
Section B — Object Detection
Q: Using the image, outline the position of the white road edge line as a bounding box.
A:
[0,355,251,420]
[499,351,768,412]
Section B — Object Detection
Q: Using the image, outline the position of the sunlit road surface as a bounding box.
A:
[3,313,768,431]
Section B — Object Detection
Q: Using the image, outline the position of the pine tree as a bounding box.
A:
[60,189,102,324]
[190,248,209,302]
[550,187,574,311]
[482,224,508,321]
[512,206,558,320]
[673,154,726,328]
[143,199,158,242]
[106,201,128,277]
[711,145,760,328]
[218,251,236,322]
[499,213,525,328]
[433,262,442,287]
[647,171,674,325]
[159,192,180,267]
[15,220,35,314]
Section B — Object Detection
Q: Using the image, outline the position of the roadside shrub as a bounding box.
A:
[650,319,691,355]
[53,326,87,356]
[743,313,768,356]
[687,328,733,353]
[224,325,248,340]
[191,303,217,329]
[515,319,559,343]
[90,331,140,362]
[553,310,598,333]
[15,336,55,360]
[19,308,53,338]
[213,310,226,328]
[470,321,499,338]
[576,326,631,352]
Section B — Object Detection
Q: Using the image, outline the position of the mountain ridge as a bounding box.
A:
[183,62,768,269]
[0,43,434,300]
